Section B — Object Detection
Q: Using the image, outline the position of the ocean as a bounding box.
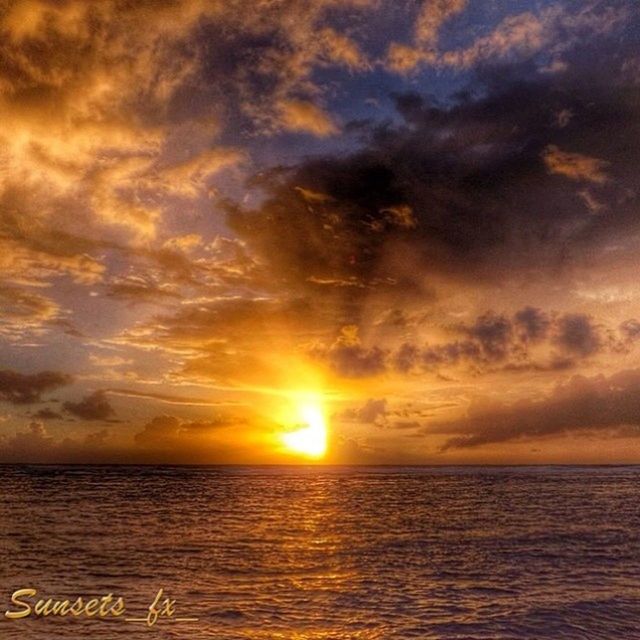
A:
[0,465,639,639]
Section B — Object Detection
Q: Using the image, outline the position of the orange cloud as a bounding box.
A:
[387,3,626,73]
[277,100,339,137]
[542,145,610,184]
[415,0,468,46]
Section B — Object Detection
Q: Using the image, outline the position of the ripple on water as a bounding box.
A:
[0,465,639,639]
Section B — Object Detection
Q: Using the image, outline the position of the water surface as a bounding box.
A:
[0,465,639,639]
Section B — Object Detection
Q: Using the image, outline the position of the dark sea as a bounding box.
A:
[0,465,639,639]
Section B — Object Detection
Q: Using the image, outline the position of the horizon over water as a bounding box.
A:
[1,465,639,639]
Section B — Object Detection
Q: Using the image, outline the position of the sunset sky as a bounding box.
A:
[1,0,640,464]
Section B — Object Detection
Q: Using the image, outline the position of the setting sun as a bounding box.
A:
[280,400,328,459]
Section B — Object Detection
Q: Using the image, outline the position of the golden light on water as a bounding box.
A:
[280,398,328,459]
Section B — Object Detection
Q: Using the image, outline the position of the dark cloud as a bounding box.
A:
[463,312,512,361]
[0,421,54,459]
[316,308,637,378]
[418,309,623,373]
[328,344,387,378]
[32,408,63,421]
[63,391,116,421]
[134,414,240,447]
[227,27,640,320]
[553,313,602,357]
[393,342,420,373]
[514,306,551,342]
[318,326,387,378]
[0,421,115,463]
[421,340,482,369]
[434,369,640,450]
[0,369,73,404]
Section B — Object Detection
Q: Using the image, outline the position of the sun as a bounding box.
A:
[280,398,328,459]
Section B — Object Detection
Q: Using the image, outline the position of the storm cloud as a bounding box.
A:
[434,369,640,449]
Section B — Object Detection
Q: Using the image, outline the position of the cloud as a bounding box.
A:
[620,319,640,341]
[0,369,73,404]
[32,408,63,421]
[386,43,433,74]
[116,296,320,354]
[227,30,640,325]
[105,388,238,407]
[318,326,387,378]
[0,238,105,288]
[317,27,370,71]
[0,0,377,333]
[158,148,245,198]
[63,391,116,421]
[514,306,551,342]
[315,308,628,379]
[89,355,133,368]
[420,310,611,372]
[0,223,105,343]
[83,429,110,448]
[0,420,114,463]
[277,100,339,137]
[99,233,264,307]
[542,145,609,184]
[134,413,243,448]
[415,0,468,47]
[341,398,388,423]
[420,340,485,371]
[0,285,62,342]
[434,368,640,449]
[386,0,467,72]
[135,298,633,387]
[111,294,336,391]
[105,273,183,304]
[1,421,54,458]
[553,313,602,358]
[441,9,554,69]
[464,312,513,361]
[388,2,627,73]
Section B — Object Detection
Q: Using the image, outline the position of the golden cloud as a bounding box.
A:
[543,145,610,184]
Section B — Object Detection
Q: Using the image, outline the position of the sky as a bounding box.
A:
[1,0,640,464]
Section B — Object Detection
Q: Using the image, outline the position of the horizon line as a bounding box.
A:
[0,462,638,468]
